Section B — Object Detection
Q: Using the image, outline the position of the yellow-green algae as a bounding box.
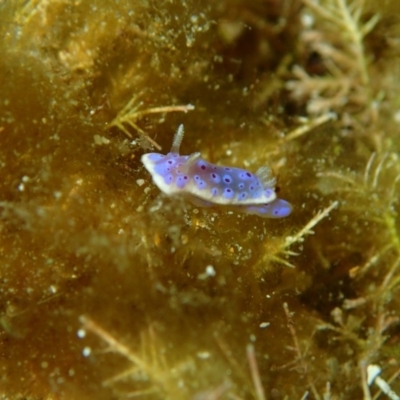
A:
[0,0,400,399]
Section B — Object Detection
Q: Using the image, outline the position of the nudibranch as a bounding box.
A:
[141,125,292,218]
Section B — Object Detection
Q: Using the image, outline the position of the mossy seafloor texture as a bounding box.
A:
[1,0,400,399]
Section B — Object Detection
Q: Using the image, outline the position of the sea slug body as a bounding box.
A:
[141,125,292,218]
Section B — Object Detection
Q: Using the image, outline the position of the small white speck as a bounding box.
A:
[68,368,75,377]
[41,361,48,369]
[394,110,400,122]
[249,334,256,342]
[205,265,216,276]
[54,191,62,199]
[198,265,216,280]
[136,179,145,186]
[197,351,211,359]
[77,329,86,339]
[226,149,232,156]
[22,175,30,182]
[259,322,270,328]
[94,135,110,145]
[301,13,314,27]
[82,347,91,357]
[76,179,83,185]
[49,285,57,294]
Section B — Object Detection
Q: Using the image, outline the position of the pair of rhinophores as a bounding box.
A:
[141,125,292,218]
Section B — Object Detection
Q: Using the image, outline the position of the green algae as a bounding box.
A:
[0,0,400,399]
